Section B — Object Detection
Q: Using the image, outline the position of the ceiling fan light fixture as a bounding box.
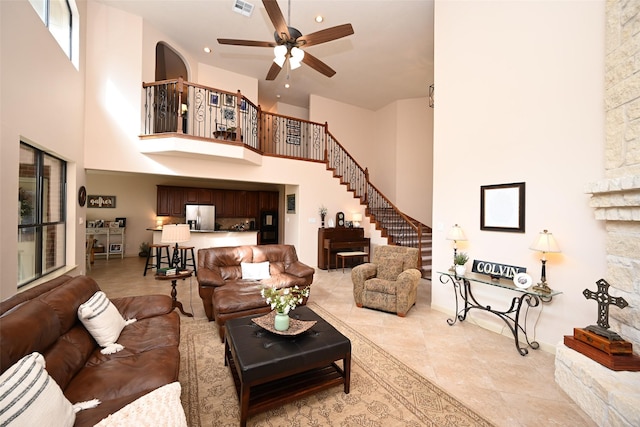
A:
[273,45,287,66]
[315,15,324,23]
[290,47,305,61]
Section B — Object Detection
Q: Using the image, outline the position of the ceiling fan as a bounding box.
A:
[217,0,354,80]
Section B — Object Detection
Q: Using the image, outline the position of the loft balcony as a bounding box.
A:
[141,78,327,165]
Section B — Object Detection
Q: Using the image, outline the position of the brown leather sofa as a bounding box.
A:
[0,275,180,427]
[197,244,315,341]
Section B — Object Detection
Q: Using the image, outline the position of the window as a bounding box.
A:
[18,143,67,286]
[29,0,73,60]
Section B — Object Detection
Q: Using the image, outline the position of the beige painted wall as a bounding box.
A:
[1,0,87,299]
[432,0,606,351]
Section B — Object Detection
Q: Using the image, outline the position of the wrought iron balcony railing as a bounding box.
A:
[142,78,430,273]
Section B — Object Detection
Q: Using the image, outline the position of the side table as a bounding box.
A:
[154,270,194,317]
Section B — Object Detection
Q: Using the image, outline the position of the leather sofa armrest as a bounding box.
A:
[196,268,225,287]
[285,261,315,279]
[112,295,174,319]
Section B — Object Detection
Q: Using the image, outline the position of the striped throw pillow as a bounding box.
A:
[0,352,75,426]
[77,291,136,354]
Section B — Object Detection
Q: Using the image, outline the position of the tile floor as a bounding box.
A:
[88,256,595,427]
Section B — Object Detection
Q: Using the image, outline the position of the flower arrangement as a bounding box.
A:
[318,205,327,218]
[260,285,310,315]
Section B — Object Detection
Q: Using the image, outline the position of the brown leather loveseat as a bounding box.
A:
[0,275,181,427]
[197,244,315,341]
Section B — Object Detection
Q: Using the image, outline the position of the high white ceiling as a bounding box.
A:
[96,0,434,111]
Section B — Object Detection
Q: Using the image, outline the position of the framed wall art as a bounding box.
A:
[286,194,295,214]
[209,93,219,106]
[480,182,525,233]
[87,195,116,208]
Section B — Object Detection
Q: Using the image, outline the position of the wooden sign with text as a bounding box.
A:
[471,259,526,279]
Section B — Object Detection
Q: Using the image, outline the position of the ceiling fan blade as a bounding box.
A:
[297,24,354,48]
[301,52,336,78]
[263,0,290,41]
[266,62,282,80]
[217,38,275,48]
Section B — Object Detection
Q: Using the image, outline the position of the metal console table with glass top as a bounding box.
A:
[438,271,561,356]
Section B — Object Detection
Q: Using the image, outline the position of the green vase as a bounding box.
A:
[274,312,290,331]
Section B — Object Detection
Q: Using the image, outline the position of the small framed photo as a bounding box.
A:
[224,94,235,107]
[216,123,227,132]
[109,221,120,228]
[115,217,126,227]
[223,108,235,121]
[95,219,105,228]
[240,99,247,111]
[209,93,219,106]
[109,243,122,253]
[86,221,95,228]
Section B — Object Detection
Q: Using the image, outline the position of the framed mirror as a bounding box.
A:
[480,182,525,233]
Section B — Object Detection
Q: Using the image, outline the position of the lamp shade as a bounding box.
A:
[352,213,362,222]
[161,224,191,244]
[529,230,560,253]
[446,224,467,241]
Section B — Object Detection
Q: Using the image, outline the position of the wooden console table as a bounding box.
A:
[438,271,561,356]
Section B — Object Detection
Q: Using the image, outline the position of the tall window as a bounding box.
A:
[29,0,73,60]
[18,143,67,286]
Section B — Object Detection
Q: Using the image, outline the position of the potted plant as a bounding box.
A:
[454,252,469,276]
[139,242,150,258]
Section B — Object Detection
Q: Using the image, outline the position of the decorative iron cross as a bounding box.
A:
[583,279,628,338]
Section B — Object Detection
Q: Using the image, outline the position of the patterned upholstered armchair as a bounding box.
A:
[352,245,422,317]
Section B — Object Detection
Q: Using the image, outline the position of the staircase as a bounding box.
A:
[324,133,432,280]
[141,80,433,278]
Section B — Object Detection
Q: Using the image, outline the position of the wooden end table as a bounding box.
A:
[154,270,193,317]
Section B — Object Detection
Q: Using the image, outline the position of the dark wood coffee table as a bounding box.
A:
[224,306,351,427]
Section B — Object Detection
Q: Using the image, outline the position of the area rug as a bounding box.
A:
[179,303,493,426]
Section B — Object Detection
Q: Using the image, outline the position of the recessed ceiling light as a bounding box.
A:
[276,94,281,98]
[315,15,324,23]
[204,47,211,53]
[284,83,290,89]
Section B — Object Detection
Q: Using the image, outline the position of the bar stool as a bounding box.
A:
[178,245,197,275]
[144,243,171,276]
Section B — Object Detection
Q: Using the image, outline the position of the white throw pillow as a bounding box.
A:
[94,382,187,427]
[241,261,271,280]
[0,352,75,427]
[77,291,136,354]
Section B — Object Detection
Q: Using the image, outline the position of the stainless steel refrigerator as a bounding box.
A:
[185,204,216,231]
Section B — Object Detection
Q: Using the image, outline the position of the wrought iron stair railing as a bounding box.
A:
[142,78,432,277]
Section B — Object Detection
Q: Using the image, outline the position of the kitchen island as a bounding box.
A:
[149,228,258,265]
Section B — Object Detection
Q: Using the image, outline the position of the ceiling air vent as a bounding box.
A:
[233,0,254,17]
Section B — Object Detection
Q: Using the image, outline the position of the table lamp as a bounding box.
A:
[161,224,191,270]
[446,224,467,267]
[352,213,362,228]
[529,229,561,294]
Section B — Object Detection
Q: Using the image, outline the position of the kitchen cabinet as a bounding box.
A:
[198,189,214,205]
[235,191,259,218]
[157,186,171,216]
[170,187,184,216]
[259,191,279,212]
[220,191,236,217]
[157,186,279,219]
